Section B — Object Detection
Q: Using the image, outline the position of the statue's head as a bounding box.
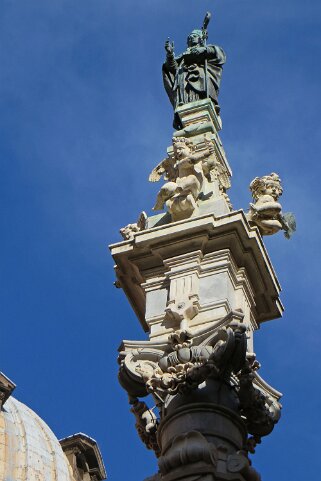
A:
[187,29,204,48]
[173,137,193,159]
[250,173,283,201]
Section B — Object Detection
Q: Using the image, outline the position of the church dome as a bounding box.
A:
[0,396,76,481]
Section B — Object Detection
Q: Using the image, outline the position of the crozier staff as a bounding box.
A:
[202,11,211,98]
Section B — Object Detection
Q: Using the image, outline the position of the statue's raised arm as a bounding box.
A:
[162,12,226,129]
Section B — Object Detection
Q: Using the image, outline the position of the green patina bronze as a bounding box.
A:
[162,12,226,129]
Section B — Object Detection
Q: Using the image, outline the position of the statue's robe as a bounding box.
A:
[162,45,226,128]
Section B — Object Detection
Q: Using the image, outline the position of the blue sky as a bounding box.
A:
[0,1,320,480]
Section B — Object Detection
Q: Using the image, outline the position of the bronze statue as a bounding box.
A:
[162,13,226,129]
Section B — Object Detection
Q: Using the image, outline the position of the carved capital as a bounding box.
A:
[119,323,247,402]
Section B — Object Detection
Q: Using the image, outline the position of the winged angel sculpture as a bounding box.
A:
[149,136,230,222]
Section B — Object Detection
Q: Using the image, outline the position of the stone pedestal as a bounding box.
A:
[112,212,283,335]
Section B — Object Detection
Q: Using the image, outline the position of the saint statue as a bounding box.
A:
[162,13,226,129]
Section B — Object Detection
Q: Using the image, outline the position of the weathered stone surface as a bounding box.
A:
[0,396,76,481]
[110,211,283,334]
[247,172,296,238]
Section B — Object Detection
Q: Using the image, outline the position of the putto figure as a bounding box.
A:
[162,12,226,129]
[247,173,296,238]
[149,136,216,222]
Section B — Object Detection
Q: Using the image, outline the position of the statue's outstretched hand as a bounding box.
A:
[165,39,174,55]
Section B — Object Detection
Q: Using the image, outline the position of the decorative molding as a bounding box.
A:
[119,322,247,402]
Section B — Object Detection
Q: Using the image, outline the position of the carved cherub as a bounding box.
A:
[247,173,295,238]
[149,136,216,221]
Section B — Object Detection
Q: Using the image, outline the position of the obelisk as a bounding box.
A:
[110,12,294,481]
